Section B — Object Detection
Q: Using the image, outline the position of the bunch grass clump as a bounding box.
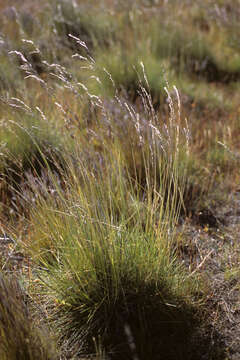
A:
[22,61,203,358]
[53,0,116,53]
[27,164,201,359]
[0,107,67,219]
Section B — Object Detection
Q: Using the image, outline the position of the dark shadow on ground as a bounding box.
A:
[99,299,227,360]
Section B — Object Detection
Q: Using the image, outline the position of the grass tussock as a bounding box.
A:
[17,50,204,358]
[0,111,66,219]
[26,148,202,359]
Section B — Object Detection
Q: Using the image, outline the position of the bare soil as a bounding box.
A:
[179,189,240,359]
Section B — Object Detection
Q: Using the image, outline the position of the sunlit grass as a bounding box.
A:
[25,119,201,357]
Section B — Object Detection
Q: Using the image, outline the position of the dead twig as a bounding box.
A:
[187,249,214,278]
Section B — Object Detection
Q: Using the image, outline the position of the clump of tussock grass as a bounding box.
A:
[151,23,220,82]
[0,273,57,360]
[0,108,66,218]
[53,0,116,54]
[22,62,206,359]
[148,6,240,83]
[27,161,202,359]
